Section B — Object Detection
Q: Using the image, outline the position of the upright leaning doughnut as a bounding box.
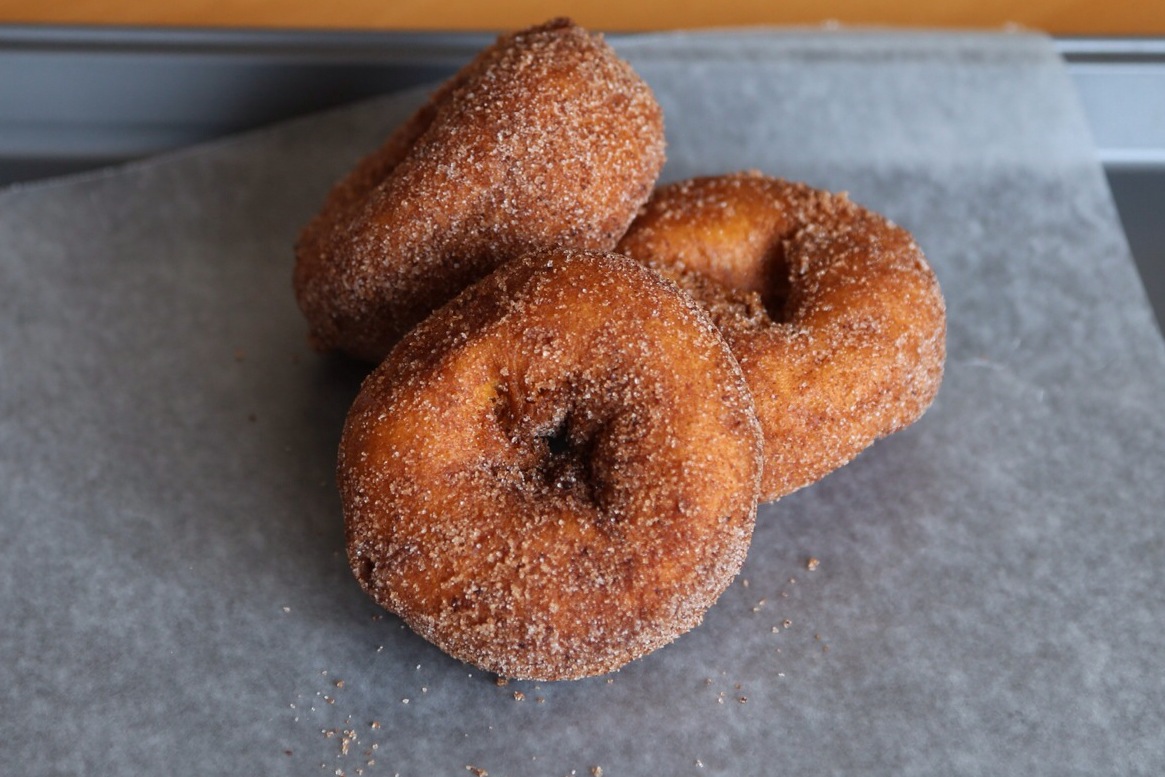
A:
[295,18,666,362]
[616,172,946,501]
[339,250,762,680]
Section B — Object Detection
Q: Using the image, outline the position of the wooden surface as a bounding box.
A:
[0,0,1161,36]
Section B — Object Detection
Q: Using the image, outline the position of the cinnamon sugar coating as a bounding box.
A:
[294,18,666,362]
[616,172,946,501]
[339,250,762,680]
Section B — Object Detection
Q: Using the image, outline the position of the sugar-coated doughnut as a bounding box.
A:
[616,172,946,501]
[294,18,666,362]
[339,250,762,680]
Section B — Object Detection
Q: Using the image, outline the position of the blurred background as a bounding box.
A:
[0,1,1162,34]
[0,1,1163,34]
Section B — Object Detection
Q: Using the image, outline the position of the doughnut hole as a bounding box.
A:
[616,174,797,323]
[339,250,761,680]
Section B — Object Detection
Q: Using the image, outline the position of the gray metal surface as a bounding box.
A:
[0,26,485,176]
[1058,38,1165,334]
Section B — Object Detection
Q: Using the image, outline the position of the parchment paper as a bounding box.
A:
[3,30,1164,776]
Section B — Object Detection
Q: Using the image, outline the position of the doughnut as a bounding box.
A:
[616,172,946,501]
[294,18,666,362]
[339,249,762,680]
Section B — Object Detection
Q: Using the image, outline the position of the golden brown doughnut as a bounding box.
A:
[339,249,762,680]
[294,18,666,362]
[616,172,946,501]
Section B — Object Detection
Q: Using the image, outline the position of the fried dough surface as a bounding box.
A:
[617,172,946,501]
[339,250,761,680]
[295,18,666,362]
